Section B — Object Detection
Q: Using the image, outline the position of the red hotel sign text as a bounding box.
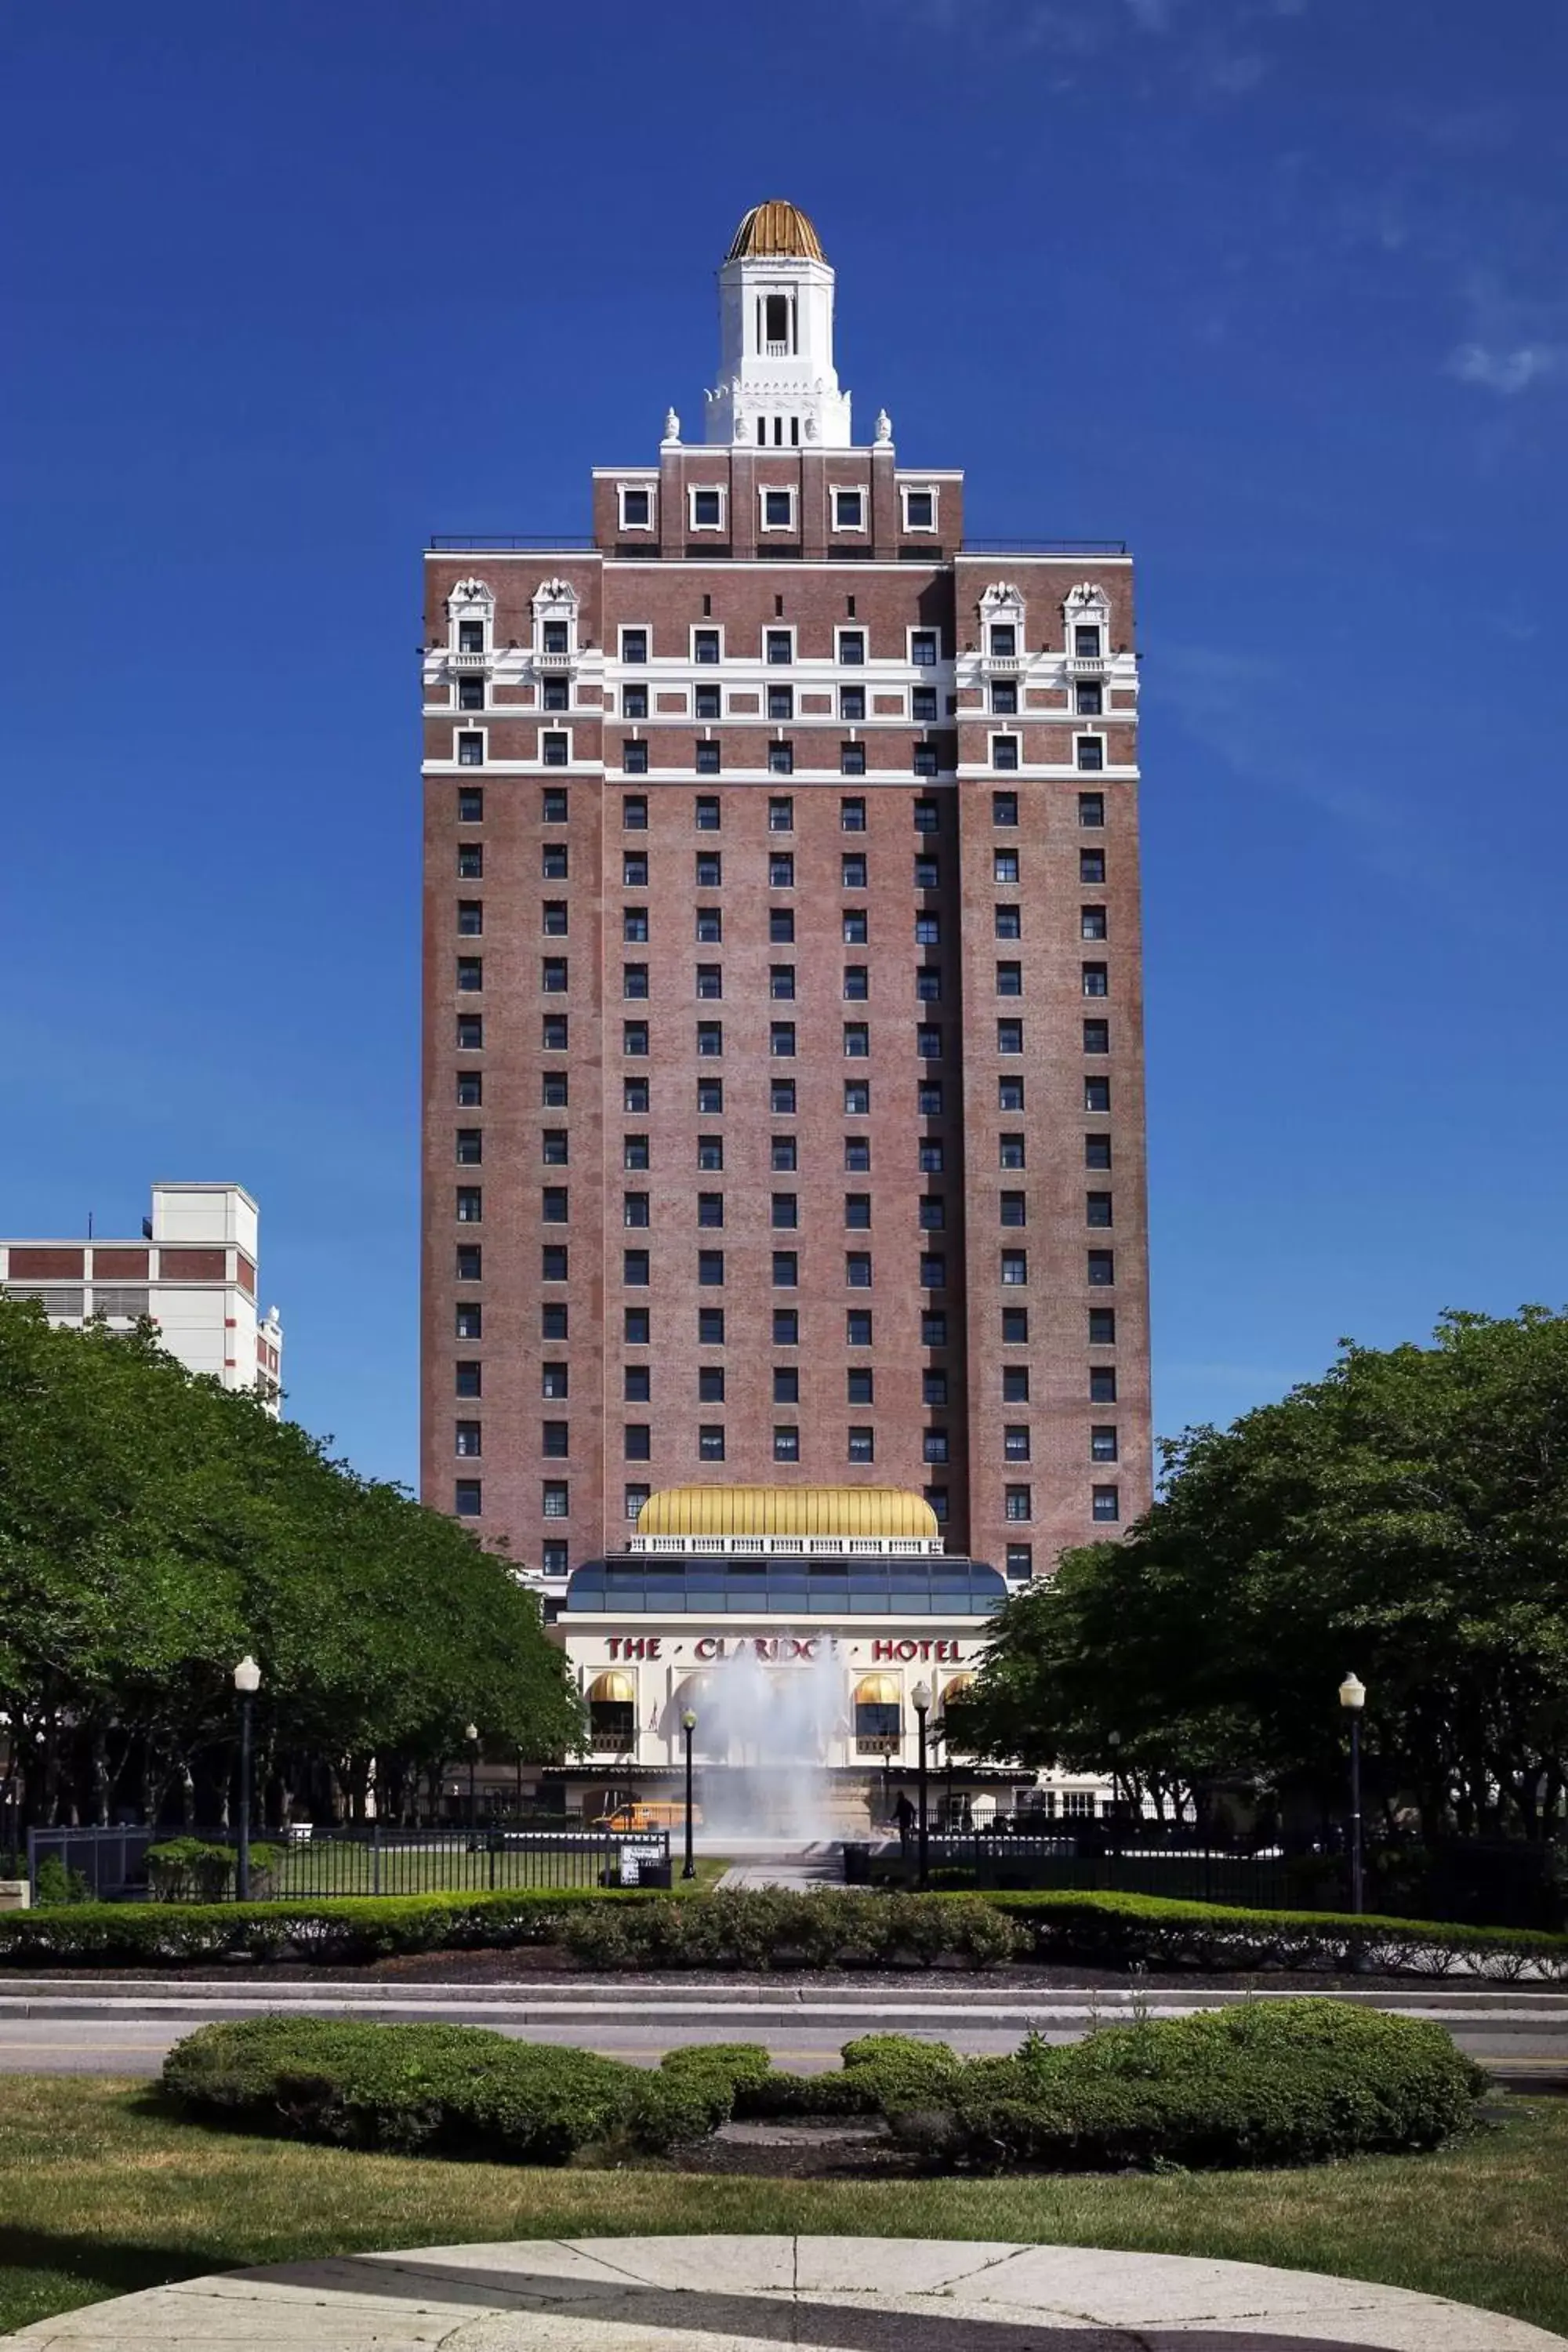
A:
[603,1634,964,1664]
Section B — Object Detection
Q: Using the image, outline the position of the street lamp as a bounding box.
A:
[464,1723,480,1840]
[681,1708,698,1881]
[1108,1728,1123,1867]
[233,1656,261,1902]
[912,1679,932,1892]
[1338,1673,1366,1914]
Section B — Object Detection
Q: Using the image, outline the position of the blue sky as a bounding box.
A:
[2,0,1564,1489]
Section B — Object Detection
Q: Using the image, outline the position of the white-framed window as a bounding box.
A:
[690,623,724,664]
[989,732,1021,772]
[619,625,650,664]
[900,483,938,532]
[759,485,798,532]
[836,626,866,666]
[455,729,486,766]
[531,576,580,658]
[617,484,655,531]
[539,728,572,768]
[764,626,797,665]
[688,485,727,532]
[831,486,866,532]
[446,576,495,653]
[1076,734,1106,772]
[907,627,939,667]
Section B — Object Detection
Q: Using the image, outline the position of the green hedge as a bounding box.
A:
[2,1883,1563,1977]
[162,2002,1486,2172]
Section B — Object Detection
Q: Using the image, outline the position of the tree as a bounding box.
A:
[0,1299,582,1828]
[946,1310,1568,1840]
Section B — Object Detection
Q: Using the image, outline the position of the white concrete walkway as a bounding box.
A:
[9,2234,1565,2350]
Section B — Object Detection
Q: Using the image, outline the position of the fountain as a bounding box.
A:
[688,1640,848,1847]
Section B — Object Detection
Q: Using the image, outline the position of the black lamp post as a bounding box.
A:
[233,1655,261,1901]
[464,1722,480,1839]
[912,1679,932,1891]
[1338,1673,1366,1913]
[681,1708,698,1880]
[1108,1727,1123,1865]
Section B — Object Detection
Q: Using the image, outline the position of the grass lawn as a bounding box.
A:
[0,2080,1564,2340]
[258,1847,732,1899]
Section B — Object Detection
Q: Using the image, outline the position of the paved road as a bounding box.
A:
[2,2008,1566,2086]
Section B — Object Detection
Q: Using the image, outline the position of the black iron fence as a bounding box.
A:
[848,1833,1296,1908]
[29,1824,670,1903]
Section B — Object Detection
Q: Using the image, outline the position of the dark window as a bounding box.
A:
[1000,1250,1028,1286]
[692,488,722,528]
[697,1135,724,1171]
[695,740,721,775]
[543,1070,568,1106]
[456,1243,482,1280]
[699,1425,727,1461]
[840,742,866,778]
[456,1187,483,1223]
[455,1479,481,1516]
[1091,1367,1118,1403]
[458,732,484,766]
[541,677,569,712]
[696,851,722,886]
[996,961,1022,998]
[844,1193,871,1229]
[1076,680,1103,715]
[695,683,720,720]
[697,1077,723,1112]
[1080,848,1105,884]
[699,1250,725,1286]
[456,1127,482,1163]
[841,854,867,888]
[695,800,721,837]
[1083,1019,1109,1054]
[1092,1485,1120,1523]
[698,1020,724,1055]
[768,685,794,721]
[839,629,866,664]
[770,853,795,887]
[774,1309,799,1345]
[771,1078,797,1112]
[1000,1134,1025,1170]
[693,628,720,664]
[915,855,939,889]
[456,956,483,992]
[771,965,796,1000]
[1004,1425,1030,1461]
[1087,1250,1116,1287]
[848,1308,873,1345]
[458,786,485,822]
[997,1020,1023,1054]
[922,1370,947,1406]
[1000,1192,1026,1228]
[913,799,940,832]
[993,850,1018,883]
[1083,962,1109,997]
[992,735,1019,771]
[1004,1366,1030,1403]
[764,489,793,528]
[845,1136,870,1171]
[848,1428,876,1465]
[922,1310,947,1346]
[773,1426,800,1461]
[1002,1307,1029,1344]
[1087,1192,1113,1229]
[622,1192,649,1227]
[700,1306,726,1344]
[457,842,483,880]
[1005,1543,1032,1578]
[993,792,1018,827]
[844,1022,869,1058]
[768,797,794,833]
[695,907,723,943]
[910,627,938,663]
[621,793,647,829]
[1082,906,1108,940]
[770,1021,796,1057]
[919,1196,946,1229]
[765,630,793,664]
[773,1251,798,1287]
[920,1254,946,1288]
[542,1420,569,1458]
[771,1135,797,1171]
[1005,1486,1033,1523]
[1090,1306,1116,1345]
[1076,736,1105,773]
[918,1079,944,1115]
[919,1139,943,1172]
[771,1193,798,1229]
[625,1306,649,1345]
[839,685,865,722]
[622,627,648,662]
[457,901,483,937]
[924,1430,949,1463]
[916,967,942,1001]
[622,1424,651,1461]
[456,1360,482,1398]
[456,1303,482,1339]
[622,1020,648,1056]
[844,1079,869,1113]
[540,1244,568,1281]
[846,1367,873,1405]
[699,1367,725,1402]
[990,680,1017,716]
[999,1076,1024,1111]
[696,964,723,1000]
[697,1193,724,1227]
[622,1248,648,1286]
[542,1185,569,1222]
[541,731,569,767]
[842,965,869,1001]
[622,853,648,890]
[621,486,652,526]
[1079,791,1105,826]
[1086,1134,1112,1170]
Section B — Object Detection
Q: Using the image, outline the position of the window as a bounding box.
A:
[771,1135,797,1171]
[456,1129,482,1165]
[912,919,942,956]
[1076,680,1103,715]
[990,680,1018,716]
[1075,624,1103,659]
[848,1428,876,1464]
[765,629,793,664]
[1004,1426,1031,1462]
[1000,1192,1026,1228]
[1001,1250,1028,1286]
[621,682,651,722]
[916,967,942,1002]
[695,908,722,945]
[762,488,795,529]
[613,791,644,831]
[622,1020,648,1056]
[841,854,867,889]
[541,731,569,768]
[691,626,723,668]
[902,488,936,532]
[542,1420,570,1459]
[699,1250,725,1287]
[993,791,1018,828]
[695,682,720,720]
[1003,1366,1029,1403]
[1086,1134,1112,1170]
[541,676,569,713]
[691,1136,720,1173]
[773,1251,798,1287]
[913,683,938,722]
[844,1192,871,1229]
[1081,906,1108,941]
[838,628,866,666]
[543,1071,568,1107]
[1001,1307,1029,1344]
[456,1243,482,1280]
[840,1250,870,1289]
[914,855,939,890]
[1000,1134,1025,1170]
[839,684,865,721]
[538,900,571,939]
[543,1481,569,1521]
[999,1076,1024,1112]
[913,799,940,833]
[456,620,485,657]
[1079,791,1105,827]
[695,964,723,1000]
[622,852,648,890]
[993,850,1018,883]
[919,1196,946,1230]
[456,1302,482,1340]
[458,731,484,766]
[456,956,482,993]
[687,485,724,531]
[695,739,721,775]
[1091,1366,1118,1403]
[1005,1544,1033,1580]
[920,1429,949,1465]
[918,1079,944,1115]
[995,910,1023,949]
[456,1421,482,1457]
[1092,1486,1121,1523]
[914,1024,942,1060]
[457,786,485,825]
[696,851,722,887]
[844,1137,870,1173]
[840,739,866,778]
[621,627,648,663]
[847,1309,873,1347]
[773,1426,800,1462]
[619,484,652,528]
[456,842,483,881]
[996,961,1022,997]
[697,1077,723,1113]
[698,1020,724,1055]
[456,1187,483,1223]
[844,1079,869,1114]
[922,1310,948,1346]
[912,744,938,778]
[1005,1485,1032,1522]
[840,802,868,842]
[622,1192,650,1227]
[623,1248,649,1286]
[768,965,796,1001]
[919,1141,945,1176]
[770,1021,796,1058]
[542,956,568,993]
[1087,1191,1114,1228]
[836,964,867,1004]
[833,488,864,529]
[694,800,722,840]
[771,1078,797,1112]
[455,1361,482,1399]
[774,1309,799,1345]
[920,1254,947,1288]
[616,1362,647,1405]
[843,1022,869,1058]
[699,1306,725,1345]
[542,1185,569,1222]
[992,734,1019,771]
[455,1480,482,1517]
[1083,1019,1109,1054]
[909,628,938,666]
[771,1194,797,1229]
[1090,1306,1117,1345]
[1080,848,1105,886]
[1091,1425,1120,1463]
[699,1425,727,1461]
[625,1305,650,1345]
[457,901,484,938]
[997,1019,1023,1054]
[1087,1250,1116,1287]
[1083,962,1109,997]
[694,1367,726,1408]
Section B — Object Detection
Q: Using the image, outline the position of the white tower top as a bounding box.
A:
[703,200,853,451]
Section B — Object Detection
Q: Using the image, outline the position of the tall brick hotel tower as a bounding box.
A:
[421,201,1151,1597]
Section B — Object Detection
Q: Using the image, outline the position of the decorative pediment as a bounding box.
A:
[978,581,1025,621]
[445,577,494,612]
[531,578,580,614]
[1064,582,1111,619]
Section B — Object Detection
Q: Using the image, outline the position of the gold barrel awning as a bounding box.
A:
[636,1485,938,1541]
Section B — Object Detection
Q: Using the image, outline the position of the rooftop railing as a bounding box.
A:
[429,533,1128,557]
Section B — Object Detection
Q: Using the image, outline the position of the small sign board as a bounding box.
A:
[618,1838,667,1886]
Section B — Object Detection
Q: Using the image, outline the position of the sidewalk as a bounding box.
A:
[9,2233,1565,2349]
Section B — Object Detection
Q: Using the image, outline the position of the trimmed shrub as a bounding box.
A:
[146,1838,284,1901]
[559,1889,1025,1973]
[884,1999,1487,2172]
[32,1857,93,1907]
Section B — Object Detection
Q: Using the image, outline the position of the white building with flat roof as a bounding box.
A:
[0,1181,283,1411]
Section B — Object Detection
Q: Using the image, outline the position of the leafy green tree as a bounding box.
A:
[0,1299,581,1827]
[947,1310,1568,1840]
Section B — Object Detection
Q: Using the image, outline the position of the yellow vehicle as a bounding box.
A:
[593,1799,702,1832]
